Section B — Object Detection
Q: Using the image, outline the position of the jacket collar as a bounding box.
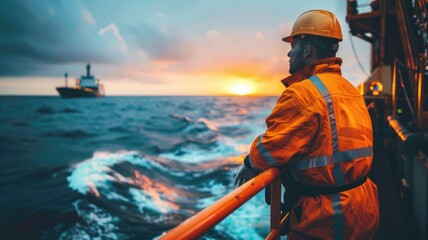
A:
[281,57,343,87]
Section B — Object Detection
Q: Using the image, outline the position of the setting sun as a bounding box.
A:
[229,82,254,96]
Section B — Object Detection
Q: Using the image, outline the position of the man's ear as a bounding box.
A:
[303,44,312,58]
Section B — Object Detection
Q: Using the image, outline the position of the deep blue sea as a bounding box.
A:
[0,96,278,240]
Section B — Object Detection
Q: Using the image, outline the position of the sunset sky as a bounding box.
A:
[0,0,371,96]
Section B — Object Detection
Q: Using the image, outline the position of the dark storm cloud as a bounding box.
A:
[0,0,115,76]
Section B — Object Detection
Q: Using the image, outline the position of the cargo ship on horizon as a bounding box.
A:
[56,64,105,98]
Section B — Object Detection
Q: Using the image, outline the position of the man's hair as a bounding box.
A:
[301,35,339,59]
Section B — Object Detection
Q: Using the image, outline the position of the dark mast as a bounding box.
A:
[86,63,91,77]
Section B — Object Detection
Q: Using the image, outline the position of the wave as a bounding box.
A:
[159,138,247,163]
[57,199,124,240]
[37,106,55,114]
[1,96,278,240]
[65,150,269,239]
[61,107,79,113]
[108,125,140,134]
[43,129,97,139]
[0,165,65,185]
[36,106,80,115]
[142,114,193,133]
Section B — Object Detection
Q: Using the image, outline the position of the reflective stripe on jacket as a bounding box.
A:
[249,58,379,240]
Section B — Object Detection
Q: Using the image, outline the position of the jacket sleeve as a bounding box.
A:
[248,88,318,171]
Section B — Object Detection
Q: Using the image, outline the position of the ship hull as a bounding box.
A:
[56,87,104,98]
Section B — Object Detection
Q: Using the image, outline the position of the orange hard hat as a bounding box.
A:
[283,9,343,43]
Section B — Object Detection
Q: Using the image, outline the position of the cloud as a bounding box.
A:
[99,23,128,51]
[150,30,289,82]
[77,0,96,25]
[83,10,96,25]
[130,22,191,62]
[0,0,367,92]
[0,0,292,84]
[0,0,121,76]
[206,29,220,39]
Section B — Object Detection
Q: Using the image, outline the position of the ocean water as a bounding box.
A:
[0,96,278,240]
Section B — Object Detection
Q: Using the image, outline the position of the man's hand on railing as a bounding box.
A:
[234,155,260,187]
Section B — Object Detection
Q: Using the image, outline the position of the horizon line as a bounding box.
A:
[0,94,279,97]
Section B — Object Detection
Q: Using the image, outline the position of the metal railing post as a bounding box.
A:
[267,177,282,240]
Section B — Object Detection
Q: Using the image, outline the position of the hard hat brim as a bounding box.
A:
[282,35,293,43]
[283,34,343,43]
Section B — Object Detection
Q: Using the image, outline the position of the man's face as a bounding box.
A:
[287,37,307,74]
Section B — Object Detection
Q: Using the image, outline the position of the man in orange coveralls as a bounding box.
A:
[234,9,379,240]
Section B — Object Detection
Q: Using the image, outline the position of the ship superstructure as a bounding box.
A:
[56,64,105,98]
[346,0,428,239]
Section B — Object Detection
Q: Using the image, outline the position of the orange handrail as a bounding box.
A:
[159,168,285,240]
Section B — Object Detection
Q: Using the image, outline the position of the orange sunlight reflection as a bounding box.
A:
[133,170,180,213]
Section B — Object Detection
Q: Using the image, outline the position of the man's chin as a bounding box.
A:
[289,64,303,74]
[289,64,296,74]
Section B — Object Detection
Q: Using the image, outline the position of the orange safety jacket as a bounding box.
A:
[248,58,379,240]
